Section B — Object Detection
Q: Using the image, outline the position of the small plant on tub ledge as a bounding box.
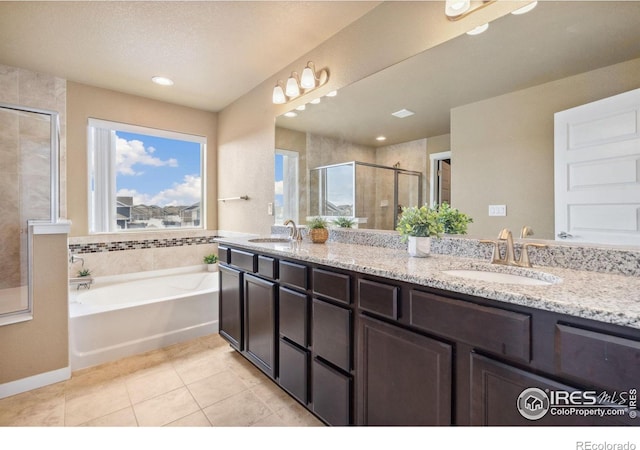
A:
[204,254,219,272]
[396,205,443,257]
[77,268,91,277]
[332,216,356,229]
[307,216,329,243]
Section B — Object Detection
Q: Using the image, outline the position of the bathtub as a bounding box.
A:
[69,266,219,371]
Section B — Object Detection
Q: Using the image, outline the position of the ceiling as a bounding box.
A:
[276,1,640,147]
[0,1,380,112]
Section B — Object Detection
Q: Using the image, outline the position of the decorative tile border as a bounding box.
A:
[69,234,221,255]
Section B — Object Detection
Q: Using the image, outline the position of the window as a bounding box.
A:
[88,119,206,233]
[275,149,299,223]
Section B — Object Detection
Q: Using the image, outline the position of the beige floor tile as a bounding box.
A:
[133,387,199,427]
[202,390,273,427]
[0,390,65,426]
[80,407,138,426]
[273,402,325,427]
[125,366,185,404]
[172,351,229,385]
[250,379,298,411]
[251,413,288,427]
[65,381,131,426]
[187,370,248,409]
[165,410,212,427]
[226,353,270,387]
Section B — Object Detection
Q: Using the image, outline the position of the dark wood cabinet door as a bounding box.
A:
[312,298,352,371]
[244,274,277,378]
[279,287,309,347]
[358,315,453,425]
[470,353,636,426]
[312,358,352,426]
[279,338,310,405]
[219,265,243,351]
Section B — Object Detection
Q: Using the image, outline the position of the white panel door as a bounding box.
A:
[554,88,640,245]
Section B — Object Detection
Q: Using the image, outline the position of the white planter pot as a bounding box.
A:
[407,236,431,257]
[207,263,219,272]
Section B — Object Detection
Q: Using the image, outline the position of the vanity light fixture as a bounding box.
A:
[295,104,306,111]
[445,0,495,21]
[151,76,174,86]
[272,61,329,104]
[326,90,338,97]
[376,136,387,142]
[310,97,321,105]
[284,111,298,118]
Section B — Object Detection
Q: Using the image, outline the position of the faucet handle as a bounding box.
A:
[518,242,547,268]
[480,239,503,264]
[520,226,534,239]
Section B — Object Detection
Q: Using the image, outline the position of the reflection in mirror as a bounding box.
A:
[275,1,640,245]
[309,161,422,229]
[0,103,60,321]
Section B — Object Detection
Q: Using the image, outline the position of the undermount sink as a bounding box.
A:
[442,269,561,286]
[248,237,292,243]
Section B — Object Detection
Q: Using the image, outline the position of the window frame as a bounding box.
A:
[87,118,207,234]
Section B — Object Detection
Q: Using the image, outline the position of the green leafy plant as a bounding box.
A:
[203,254,218,264]
[307,216,328,229]
[77,268,91,277]
[435,202,473,235]
[396,205,444,243]
[333,216,355,228]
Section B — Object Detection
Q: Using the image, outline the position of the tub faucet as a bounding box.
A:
[284,219,303,241]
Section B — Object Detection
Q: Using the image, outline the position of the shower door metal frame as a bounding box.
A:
[0,102,61,325]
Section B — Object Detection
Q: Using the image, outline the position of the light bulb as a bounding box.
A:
[466,23,489,35]
[272,84,286,104]
[511,1,537,15]
[445,0,470,17]
[300,66,316,89]
[285,75,300,98]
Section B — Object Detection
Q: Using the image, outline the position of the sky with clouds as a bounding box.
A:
[115,132,201,207]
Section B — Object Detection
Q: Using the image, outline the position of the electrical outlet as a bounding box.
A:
[488,205,507,216]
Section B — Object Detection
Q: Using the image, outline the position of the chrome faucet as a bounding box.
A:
[284,219,303,241]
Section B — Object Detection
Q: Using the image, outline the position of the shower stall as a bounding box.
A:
[0,102,60,323]
[309,161,422,230]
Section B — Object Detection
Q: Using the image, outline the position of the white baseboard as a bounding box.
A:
[0,366,71,399]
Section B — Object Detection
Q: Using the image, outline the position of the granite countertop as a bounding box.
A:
[216,236,640,330]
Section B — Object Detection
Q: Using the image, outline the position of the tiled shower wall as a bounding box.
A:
[0,64,66,289]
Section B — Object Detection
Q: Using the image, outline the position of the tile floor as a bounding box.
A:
[0,334,324,427]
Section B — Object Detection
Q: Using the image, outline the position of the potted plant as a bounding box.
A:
[396,205,443,257]
[436,202,473,235]
[307,216,329,243]
[333,216,356,228]
[77,268,91,277]
[204,254,219,272]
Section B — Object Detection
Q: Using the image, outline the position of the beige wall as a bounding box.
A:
[218,1,518,235]
[66,82,218,237]
[452,58,640,239]
[0,233,69,384]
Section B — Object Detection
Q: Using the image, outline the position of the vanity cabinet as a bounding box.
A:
[219,243,640,427]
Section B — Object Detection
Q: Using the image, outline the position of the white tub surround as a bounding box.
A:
[69,266,218,370]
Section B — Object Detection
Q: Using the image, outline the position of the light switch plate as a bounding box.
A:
[489,205,507,216]
[267,202,273,215]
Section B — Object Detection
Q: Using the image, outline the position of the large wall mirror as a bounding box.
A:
[275,1,640,247]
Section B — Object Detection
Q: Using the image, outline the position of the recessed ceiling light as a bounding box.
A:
[284,111,298,118]
[511,1,537,15]
[151,76,174,86]
[466,23,489,35]
[376,136,387,142]
[391,109,415,119]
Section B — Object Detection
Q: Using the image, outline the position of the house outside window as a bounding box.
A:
[88,119,206,233]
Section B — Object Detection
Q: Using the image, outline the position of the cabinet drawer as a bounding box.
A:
[258,255,277,280]
[279,287,308,347]
[230,249,256,272]
[313,268,351,304]
[358,279,399,320]
[312,358,352,426]
[410,290,531,363]
[217,245,230,264]
[556,324,640,391]
[312,299,352,371]
[279,260,308,291]
[279,339,309,405]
